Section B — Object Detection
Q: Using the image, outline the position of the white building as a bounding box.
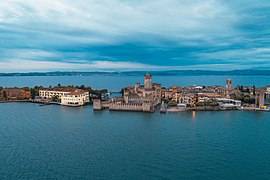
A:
[215,98,241,108]
[61,91,89,106]
[39,89,72,99]
[39,88,89,106]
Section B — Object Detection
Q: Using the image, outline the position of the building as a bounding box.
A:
[94,74,162,112]
[255,87,270,107]
[121,73,161,108]
[39,88,77,99]
[39,88,89,106]
[215,98,242,108]
[162,85,226,106]
[226,78,232,89]
[144,73,152,89]
[178,93,195,106]
[162,86,181,101]
[61,90,89,106]
[0,88,31,100]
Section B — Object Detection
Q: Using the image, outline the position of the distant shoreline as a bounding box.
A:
[1,70,270,77]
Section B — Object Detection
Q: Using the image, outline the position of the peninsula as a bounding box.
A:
[1,74,269,112]
[93,74,270,113]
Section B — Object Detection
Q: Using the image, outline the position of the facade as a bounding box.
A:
[120,74,161,111]
[163,85,226,106]
[255,87,270,107]
[144,73,152,89]
[162,86,181,101]
[39,88,76,99]
[0,88,31,100]
[39,88,89,106]
[224,79,234,98]
[178,93,195,106]
[61,91,89,106]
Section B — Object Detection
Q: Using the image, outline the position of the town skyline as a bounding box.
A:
[1,73,269,112]
[1,0,270,72]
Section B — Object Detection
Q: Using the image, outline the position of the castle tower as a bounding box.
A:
[144,73,152,89]
[255,89,265,108]
[226,78,232,89]
[135,83,140,93]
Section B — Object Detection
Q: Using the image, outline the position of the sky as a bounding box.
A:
[0,0,270,72]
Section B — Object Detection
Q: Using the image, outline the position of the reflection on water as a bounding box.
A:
[192,110,196,120]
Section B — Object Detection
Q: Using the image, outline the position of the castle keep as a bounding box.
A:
[94,73,161,112]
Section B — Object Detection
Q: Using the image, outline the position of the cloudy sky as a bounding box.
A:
[0,0,270,72]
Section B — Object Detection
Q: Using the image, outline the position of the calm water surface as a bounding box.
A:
[1,76,270,179]
[0,75,270,91]
[1,103,270,179]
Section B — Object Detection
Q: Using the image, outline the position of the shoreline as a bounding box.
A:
[1,101,268,112]
[0,100,31,103]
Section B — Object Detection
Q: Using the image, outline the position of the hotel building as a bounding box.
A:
[39,88,89,106]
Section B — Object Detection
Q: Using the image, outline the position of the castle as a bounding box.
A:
[93,73,162,112]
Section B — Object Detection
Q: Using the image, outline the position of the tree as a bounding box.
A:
[79,85,85,89]
[22,87,30,91]
[30,88,37,99]
[168,100,177,107]
[3,91,7,100]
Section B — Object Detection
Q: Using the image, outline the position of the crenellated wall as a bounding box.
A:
[109,103,143,111]
[93,99,102,110]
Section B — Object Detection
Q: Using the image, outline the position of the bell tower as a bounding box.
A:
[144,73,152,89]
[226,78,232,89]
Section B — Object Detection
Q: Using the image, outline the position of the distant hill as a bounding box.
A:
[1,70,270,76]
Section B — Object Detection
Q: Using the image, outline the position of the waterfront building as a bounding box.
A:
[94,74,161,112]
[178,93,195,106]
[197,93,211,103]
[215,98,242,108]
[255,87,270,108]
[39,87,77,99]
[163,85,226,106]
[93,77,263,112]
[0,88,31,100]
[39,88,89,106]
[265,87,270,106]
[162,86,182,102]
[61,91,90,106]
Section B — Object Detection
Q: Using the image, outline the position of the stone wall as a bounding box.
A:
[109,103,143,111]
[95,97,160,112]
[142,102,152,112]
[93,99,102,110]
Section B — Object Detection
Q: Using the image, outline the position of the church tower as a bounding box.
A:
[144,73,152,89]
[226,78,232,89]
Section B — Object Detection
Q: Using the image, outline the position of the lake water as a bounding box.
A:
[0,75,270,91]
[1,103,270,179]
[1,76,270,179]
